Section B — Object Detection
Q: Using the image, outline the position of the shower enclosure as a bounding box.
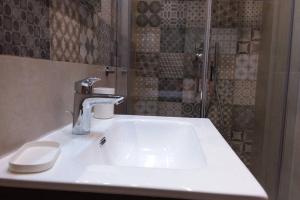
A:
[116,0,264,171]
[113,0,296,200]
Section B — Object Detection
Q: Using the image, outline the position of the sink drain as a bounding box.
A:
[99,137,106,146]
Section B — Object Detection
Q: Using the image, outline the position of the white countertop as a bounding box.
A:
[0,115,268,200]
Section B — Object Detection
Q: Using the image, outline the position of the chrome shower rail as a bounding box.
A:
[201,0,213,118]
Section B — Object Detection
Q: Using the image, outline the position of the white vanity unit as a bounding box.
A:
[0,115,268,200]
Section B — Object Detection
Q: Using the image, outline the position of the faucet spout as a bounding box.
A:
[71,77,124,135]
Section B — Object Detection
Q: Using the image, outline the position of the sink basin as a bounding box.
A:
[0,115,268,200]
[81,119,206,169]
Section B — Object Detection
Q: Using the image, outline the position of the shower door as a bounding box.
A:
[128,0,211,118]
[120,0,265,171]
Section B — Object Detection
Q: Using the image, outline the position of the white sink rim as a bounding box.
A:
[0,115,268,200]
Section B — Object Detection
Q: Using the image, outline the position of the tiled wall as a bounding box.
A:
[0,0,115,65]
[0,55,115,156]
[131,0,264,168]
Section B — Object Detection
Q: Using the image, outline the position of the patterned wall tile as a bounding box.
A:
[212,0,239,28]
[207,103,221,128]
[135,52,160,77]
[248,54,258,80]
[208,102,232,140]
[186,0,206,28]
[230,129,253,167]
[136,0,162,28]
[183,53,201,78]
[99,0,112,26]
[182,103,201,118]
[158,102,182,117]
[160,27,185,53]
[211,28,238,54]
[233,80,256,105]
[50,0,80,63]
[252,28,261,41]
[134,100,158,116]
[238,28,252,42]
[158,78,183,102]
[78,2,101,65]
[222,104,233,128]
[235,28,260,80]
[250,41,260,54]
[238,0,263,28]
[134,76,159,100]
[136,14,148,27]
[79,26,97,64]
[159,53,184,78]
[137,1,148,13]
[136,27,160,52]
[161,0,186,28]
[218,54,235,80]
[184,28,204,53]
[237,41,250,54]
[0,0,50,58]
[232,105,255,130]
[96,20,113,65]
[182,78,197,103]
[235,54,250,80]
[216,80,234,105]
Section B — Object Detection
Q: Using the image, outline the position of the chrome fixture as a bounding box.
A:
[72,77,124,135]
[105,66,115,76]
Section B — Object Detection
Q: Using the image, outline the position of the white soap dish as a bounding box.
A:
[9,141,60,173]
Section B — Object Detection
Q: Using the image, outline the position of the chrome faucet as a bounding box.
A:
[72,77,124,135]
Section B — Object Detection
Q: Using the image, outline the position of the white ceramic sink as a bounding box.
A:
[80,119,206,170]
[0,115,268,200]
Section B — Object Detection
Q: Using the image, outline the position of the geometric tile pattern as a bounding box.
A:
[160,0,186,28]
[182,103,201,118]
[230,129,253,166]
[184,28,204,53]
[158,78,183,102]
[136,0,162,28]
[50,0,80,62]
[211,28,238,54]
[232,105,255,130]
[235,54,258,80]
[238,0,263,28]
[216,80,234,105]
[133,100,158,116]
[212,0,239,28]
[207,103,221,129]
[182,78,197,103]
[218,54,235,80]
[233,80,256,105]
[136,27,161,53]
[135,53,160,77]
[0,0,50,59]
[160,27,185,53]
[79,3,99,65]
[159,53,184,78]
[131,0,265,169]
[235,28,260,80]
[96,20,113,65]
[186,0,206,28]
[158,102,182,117]
[134,76,159,100]
[183,53,201,78]
[99,0,112,26]
[0,0,115,66]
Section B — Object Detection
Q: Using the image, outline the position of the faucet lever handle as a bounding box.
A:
[75,77,101,94]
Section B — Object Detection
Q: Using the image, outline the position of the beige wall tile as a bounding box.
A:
[0,55,116,155]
